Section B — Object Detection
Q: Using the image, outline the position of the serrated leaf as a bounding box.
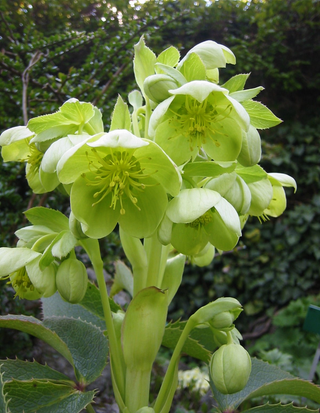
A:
[4,379,95,413]
[242,100,282,129]
[236,164,267,184]
[110,95,131,131]
[162,320,213,362]
[222,73,250,93]
[211,358,320,411]
[242,402,319,413]
[230,86,264,102]
[24,207,69,232]
[0,359,71,383]
[0,368,9,413]
[42,317,108,384]
[157,46,180,67]
[133,36,156,97]
[42,282,121,329]
[0,315,108,384]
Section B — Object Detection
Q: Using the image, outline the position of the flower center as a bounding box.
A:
[26,143,43,169]
[187,210,213,228]
[9,267,34,296]
[169,96,231,151]
[83,149,148,214]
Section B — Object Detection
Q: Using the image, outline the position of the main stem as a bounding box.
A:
[80,238,126,406]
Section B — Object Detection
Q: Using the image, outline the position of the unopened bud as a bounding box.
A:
[144,74,178,103]
[56,258,87,303]
[209,344,251,394]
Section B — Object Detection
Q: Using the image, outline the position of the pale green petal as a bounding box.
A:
[166,188,221,223]
[205,173,237,196]
[26,163,47,194]
[158,214,173,245]
[171,223,209,255]
[70,174,119,239]
[26,256,57,297]
[39,168,60,192]
[248,178,273,216]
[0,248,41,278]
[136,139,182,196]
[268,173,297,192]
[169,80,228,103]
[205,210,239,251]
[154,119,198,165]
[57,133,103,183]
[214,197,242,236]
[237,125,261,167]
[1,139,31,162]
[89,129,148,149]
[224,176,251,216]
[119,179,168,238]
[191,243,215,267]
[264,185,287,218]
[0,126,34,145]
[148,95,175,138]
[225,95,251,131]
[203,117,243,161]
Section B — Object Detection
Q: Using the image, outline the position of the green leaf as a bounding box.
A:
[222,73,250,93]
[42,282,121,329]
[230,86,264,102]
[0,367,9,413]
[242,402,320,413]
[157,46,180,67]
[24,207,69,232]
[4,379,95,413]
[133,36,156,97]
[236,164,267,184]
[0,359,71,383]
[179,52,206,82]
[0,314,108,384]
[128,90,143,111]
[42,317,108,384]
[242,100,282,129]
[211,358,320,411]
[162,320,213,362]
[110,95,131,131]
[183,161,236,178]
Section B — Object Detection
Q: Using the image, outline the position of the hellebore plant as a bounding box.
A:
[0,37,319,413]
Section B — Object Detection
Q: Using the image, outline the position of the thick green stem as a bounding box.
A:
[80,238,125,404]
[144,233,163,288]
[144,97,152,140]
[86,403,96,413]
[153,316,197,413]
[125,367,151,412]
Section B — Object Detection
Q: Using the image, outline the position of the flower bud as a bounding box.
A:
[144,74,178,103]
[56,258,88,303]
[69,211,87,239]
[209,344,251,394]
[237,125,261,167]
[136,408,155,413]
[210,311,236,330]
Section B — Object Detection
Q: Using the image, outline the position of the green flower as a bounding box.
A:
[57,129,182,239]
[158,188,241,255]
[149,81,250,165]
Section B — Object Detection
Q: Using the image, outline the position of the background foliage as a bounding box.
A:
[0,0,319,383]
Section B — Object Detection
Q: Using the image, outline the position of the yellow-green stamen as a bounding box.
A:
[9,267,34,296]
[187,210,213,228]
[83,149,149,214]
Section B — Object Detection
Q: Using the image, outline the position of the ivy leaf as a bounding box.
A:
[211,358,320,411]
[110,95,131,131]
[241,402,320,413]
[162,320,214,362]
[0,359,71,383]
[242,100,282,129]
[3,379,95,413]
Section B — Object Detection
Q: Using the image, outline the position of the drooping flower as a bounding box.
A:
[149,81,250,166]
[57,129,182,239]
[158,188,241,255]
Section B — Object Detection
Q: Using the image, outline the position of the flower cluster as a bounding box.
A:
[177,367,210,396]
[0,37,296,300]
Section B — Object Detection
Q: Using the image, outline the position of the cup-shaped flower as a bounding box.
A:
[149,81,250,165]
[0,126,34,162]
[159,188,241,255]
[57,129,181,239]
